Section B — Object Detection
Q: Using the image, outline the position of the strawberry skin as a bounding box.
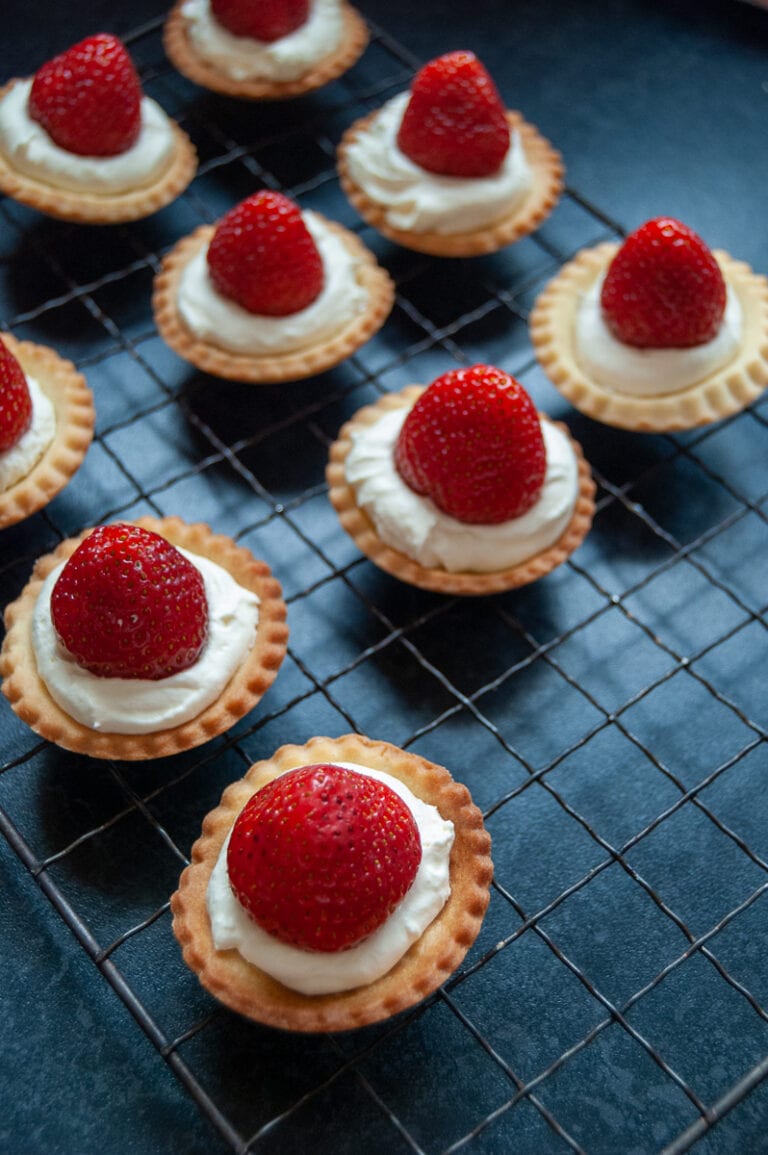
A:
[396,50,510,178]
[50,524,209,680]
[395,364,546,525]
[28,33,142,158]
[207,191,324,316]
[0,340,32,454]
[227,763,422,952]
[211,0,310,42]
[600,217,727,348]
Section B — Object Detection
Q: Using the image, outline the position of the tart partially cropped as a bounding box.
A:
[171,733,493,1032]
[0,333,94,530]
[0,516,288,760]
[164,0,369,101]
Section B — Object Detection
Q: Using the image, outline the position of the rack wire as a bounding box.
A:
[1,13,767,1154]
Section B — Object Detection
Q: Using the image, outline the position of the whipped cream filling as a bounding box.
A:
[31,548,260,734]
[0,375,55,494]
[0,78,176,194]
[345,408,578,573]
[575,271,743,397]
[207,761,455,995]
[177,211,369,355]
[344,91,533,235]
[181,0,344,81]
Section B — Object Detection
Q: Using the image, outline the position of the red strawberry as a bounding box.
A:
[395,364,546,525]
[50,523,208,680]
[211,0,309,42]
[207,191,324,316]
[600,217,727,348]
[227,763,422,952]
[396,50,510,178]
[28,33,142,158]
[0,340,32,454]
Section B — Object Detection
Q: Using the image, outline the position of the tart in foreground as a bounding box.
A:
[171,733,493,1032]
[0,517,288,760]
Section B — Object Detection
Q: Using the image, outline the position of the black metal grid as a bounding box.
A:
[1,13,767,1154]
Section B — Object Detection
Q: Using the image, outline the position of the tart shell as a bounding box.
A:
[0,81,197,225]
[326,386,596,596]
[530,243,768,432]
[152,215,395,383]
[171,733,493,1032]
[0,516,289,760]
[163,1,369,100]
[337,110,564,258]
[0,333,94,529]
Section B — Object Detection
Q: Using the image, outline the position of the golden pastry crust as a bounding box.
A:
[152,215,394,383]
[0,334,94,529]
[0,516,288,760]
[326,386,595,596]
[337,110,564,257]
[163,1,368,100]
[530,244,768,432]
[0,80,197,224]
[171,733,493,1032]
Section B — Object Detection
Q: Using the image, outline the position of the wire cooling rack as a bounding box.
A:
[1,12,768,1154]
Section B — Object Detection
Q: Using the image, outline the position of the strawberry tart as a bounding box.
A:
[0,517,288,760]
[0,333,94,529]
[153,189,394,383]
[171,733,493,1031]
[164,0,369,100]
[327,364,595,595]
[337,50,564,257]
[0,33,197,224]
[530,216,768,431]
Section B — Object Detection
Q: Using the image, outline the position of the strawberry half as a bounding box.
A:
[207,191,324,316]
[227,763,422,952]
[0,340,32,454]
[28,33,142,158]
[211,0,310,42]
[50,524,208,680]
[395,364,546,525]
[396,50,510,178]
[600,217,727,348]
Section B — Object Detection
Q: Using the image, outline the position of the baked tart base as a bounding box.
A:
[152,215,395,383]
[0,516,288,760]
[337,110,564,258]
[530,244,768,432]
[171,732,493,1032]
[0,333,94,529]
[163,1,369,101]
[0,81,197,225]
[327,386,596,596]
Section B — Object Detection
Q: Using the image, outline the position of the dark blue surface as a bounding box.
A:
[2,1,768,1153]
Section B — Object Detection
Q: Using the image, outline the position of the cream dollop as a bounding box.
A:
[31,548,259,734]
[343,91,532,235]
[0,376,55,494]
[207,761,455,995]
[177,211,369,355]
[0,78,176,194]
[180,0,344,81]
[575,271,743,397]
[345,408,578,572]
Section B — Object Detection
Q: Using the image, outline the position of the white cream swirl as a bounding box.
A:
[177,212,369,354]
[31,548,259,734]
[575,271,742,397]
[344,91,532,235]
[345,408,577,573]
[180,0,344,81]
[207,761,454,995]
[0,376,55,494]
[0,78,176,194]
